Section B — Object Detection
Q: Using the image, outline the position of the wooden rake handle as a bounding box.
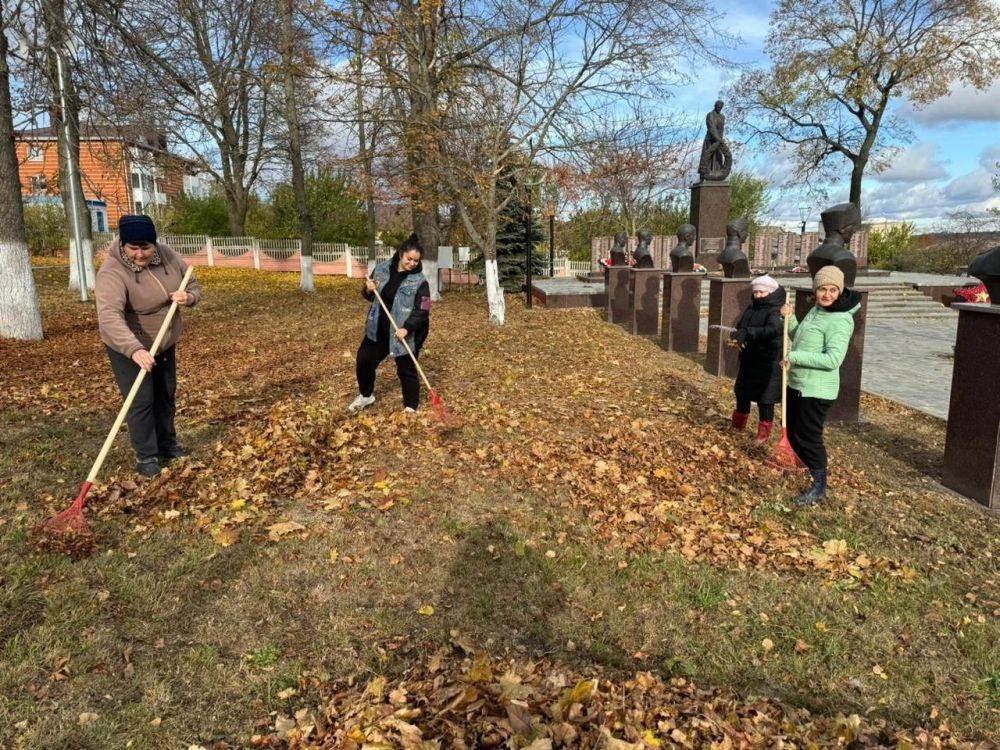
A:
[367,277,435,394]
[85,266,195,483]
[781,307,790,427]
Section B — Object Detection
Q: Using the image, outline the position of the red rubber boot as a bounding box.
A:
[753,420,774,445]
[731,410,749,431]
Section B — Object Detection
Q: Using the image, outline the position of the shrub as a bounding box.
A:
[24,203,68,256]
[868,223,914,268]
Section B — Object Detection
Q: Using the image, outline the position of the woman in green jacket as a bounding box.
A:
[780,266,861,505]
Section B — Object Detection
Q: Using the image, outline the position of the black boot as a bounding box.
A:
[158,444,189,463]
[795,469,827,506]
[136,457,161,477]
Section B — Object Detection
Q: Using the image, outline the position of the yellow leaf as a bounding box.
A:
[211,527,238,547]
[267,521,305,542]
[641,729,662,746]
[230,498,247,511]
[761,638,775,652]
[329,549,339,563]
[417,604,435,616]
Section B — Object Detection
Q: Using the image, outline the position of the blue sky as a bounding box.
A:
[669,0,1000,231]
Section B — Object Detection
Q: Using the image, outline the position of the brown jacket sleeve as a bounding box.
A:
[95,264,145,358]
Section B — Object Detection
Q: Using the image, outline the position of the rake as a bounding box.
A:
[767,310,806,472]
[367,278,456,426]
[34,266,195,544]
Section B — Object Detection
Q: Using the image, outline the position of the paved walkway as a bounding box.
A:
[699,315,957,419]
[861,317,955,419]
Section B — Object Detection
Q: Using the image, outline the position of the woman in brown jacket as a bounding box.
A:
[95,215,202,476]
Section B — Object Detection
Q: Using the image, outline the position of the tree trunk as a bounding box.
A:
[225,185,248,236]
[281,0,314,292]
[849,157,865,212]
[352,9,378,262]
[43,0,94,292]
[0,22,44,340]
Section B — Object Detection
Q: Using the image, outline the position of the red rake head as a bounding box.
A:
[428,389,460,429]
[31,483,96,556]
[766,428,807,474]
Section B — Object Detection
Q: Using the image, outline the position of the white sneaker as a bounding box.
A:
[347,394,375,413]
[403,407,416,413]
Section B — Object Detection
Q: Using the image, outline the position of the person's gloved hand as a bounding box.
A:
[730,329,747,344]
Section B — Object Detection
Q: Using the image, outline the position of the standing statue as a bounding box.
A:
[670,224,696,272]
[698,100,733,182]
[807,203,861,287]
[633,229,654,268]
[968,246,1000,303]
[609,231,629,266]
[719,218,750,278]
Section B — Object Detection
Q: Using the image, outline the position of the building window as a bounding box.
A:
[27,145,44,161]
[142,174,153,191]
[154,177,162,194]
[132,172,141,188]
[29,174,47,194]
[97,213,106,232]
[134,200,143,213]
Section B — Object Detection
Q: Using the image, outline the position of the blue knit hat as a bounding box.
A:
[119,214,157,246]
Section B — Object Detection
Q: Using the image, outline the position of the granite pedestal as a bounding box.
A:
[705,277,752,378]
[660,272,703,352]
[690,181,729,272]
[942,303,1000,509]
[605,266,632,326]
[630,268,665,336]
[792,288,869,424]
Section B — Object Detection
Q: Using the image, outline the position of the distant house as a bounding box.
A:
[16,126,214,230]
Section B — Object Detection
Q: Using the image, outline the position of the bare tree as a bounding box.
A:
[85,0,278,235]
[0,8,44,340]
[729,0,1000,210]
[432,0,722,322]
[574,115,694,235]
[279,0,316,291]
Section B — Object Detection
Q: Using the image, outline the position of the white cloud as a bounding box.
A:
[979,144,1000,171]
[874,142,948,183]
[903,81,1000,125]
[943,168,995,203]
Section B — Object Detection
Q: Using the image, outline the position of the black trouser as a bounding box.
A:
[786,388,833,470]
[107,345,179,462]
[735,398,774,422]
[356,336,420,409]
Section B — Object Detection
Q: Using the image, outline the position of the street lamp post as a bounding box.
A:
[55,44,87,302]
[797,205,809,268]
[524,182,533,309]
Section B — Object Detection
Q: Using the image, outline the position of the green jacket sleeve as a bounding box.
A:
[786,313,800,336]
[789,315,854,371]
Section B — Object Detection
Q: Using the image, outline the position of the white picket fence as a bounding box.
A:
[91,231,590,279]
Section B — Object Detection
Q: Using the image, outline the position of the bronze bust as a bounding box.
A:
[969,246,1000,304]
[807,202,860,286]
[633,229,654,268]
[670,224,696,272]
[719,218,750,278]
[609,231,628,266]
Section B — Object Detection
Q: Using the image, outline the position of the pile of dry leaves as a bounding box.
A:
[247,643,981,749]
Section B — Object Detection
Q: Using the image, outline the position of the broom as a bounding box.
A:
[34,266,195,543]
[367,278,456,426]
[767,306,806,472]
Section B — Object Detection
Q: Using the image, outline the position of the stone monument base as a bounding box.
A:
[690,180,730,272]
[705,277,752,378]
[630,268,665,336]
[605,266,631,326]
[661,272,703,352]
[942,303,1000,509]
